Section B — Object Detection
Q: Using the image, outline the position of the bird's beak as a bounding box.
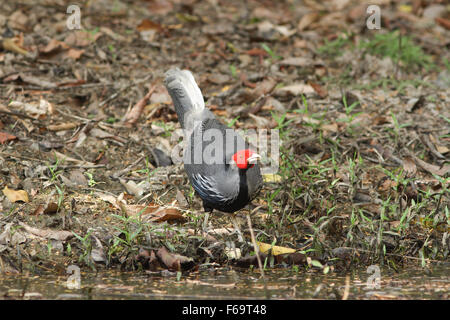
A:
[247,153,261,165]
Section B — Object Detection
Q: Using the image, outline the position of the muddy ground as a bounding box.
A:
[0,0,449,276]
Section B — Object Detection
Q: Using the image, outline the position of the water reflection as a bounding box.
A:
[0,265,448,299]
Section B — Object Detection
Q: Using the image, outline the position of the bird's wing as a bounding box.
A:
[190,173,233,206]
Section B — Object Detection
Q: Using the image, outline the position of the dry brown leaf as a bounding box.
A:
[18,74,56,88]
[435,17,450,30]
[44,202,59,215]
[298,12,319,31]
[0,132,17,144]
[3,186,29,203]
[18,222,73,241]
[137,19,164,32]
[156,247,193,271]
[8,100,47,119]
[252,78,277,96]
[147,207,185,223]
[66,48,85,60]
[123,86,156,126]
[147,0,173,16]
[413,156,450,176]
[436,145,450,154]
[309,82,328,98]
[245,48,268,57]
[279,57,314,67]
[40,39,85,60]
[41,39,69,53]
[8,10,29,30]
[379,179,397,191]
[321,123,338,133]
[64,30,102,47]
[402,156,417,176]
[124,203,185,223]
[276,252,307,265]
[235,253,268,268]
[33,204,45,216]
[275,83,315,97]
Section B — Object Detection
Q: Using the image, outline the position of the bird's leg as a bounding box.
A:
[231,212,244,243]
[202,202,213,232]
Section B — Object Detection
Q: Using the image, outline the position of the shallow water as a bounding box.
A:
[0,264,448,300]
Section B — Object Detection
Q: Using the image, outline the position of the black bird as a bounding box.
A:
[164,68,263,214]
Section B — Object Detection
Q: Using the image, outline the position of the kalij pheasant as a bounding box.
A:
[164,68,263,213]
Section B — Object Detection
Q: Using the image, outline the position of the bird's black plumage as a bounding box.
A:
[164,68,263,213]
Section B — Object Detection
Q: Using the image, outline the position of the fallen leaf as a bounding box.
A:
[66,48,84,60]
[43,202,59,215]
[8,10,29,31]
[0,132,17,144]
[119,179,145,198]
[275,252,307,265]
[413,156,450,176]
[224,246,241,260]
[3,186,29,203]
[309,82,328,98]
[41,38,67,53]
[33,204,45,216]
[123,203,185,223]
[435,17,450,30]
[91,235,107,263]
[18,74,57,88]
[276,83,315,97]
[147,0,173,16]
[18,222,73,241]
[253,78,277,96]
[245,48,268,57]
[320,123,338,133]
[137,19,164,32]
[436,145,449,154]
[263,173,282,183]
[298,12,319,31]
[2,37,31,57]
[235,253,268,268]
[402,156,417,176]
[279,57,314,67]
[257,241,296,255]
[147,207,185,223]
[64,30,102,47]
[156,247,194,271]
[123,86,156,126]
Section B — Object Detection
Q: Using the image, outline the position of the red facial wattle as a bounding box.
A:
[232,149,255,170]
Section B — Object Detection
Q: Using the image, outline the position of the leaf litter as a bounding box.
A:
[0,0,448,282]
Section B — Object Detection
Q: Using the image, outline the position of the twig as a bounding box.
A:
[342,276,350,300]
[0,82,114,90]
[0,109,39,121]
[111,156,145,179]
[246,214,265,281]
[337,246,444,263]
[59,164,106,169]
[99,75,152,107]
